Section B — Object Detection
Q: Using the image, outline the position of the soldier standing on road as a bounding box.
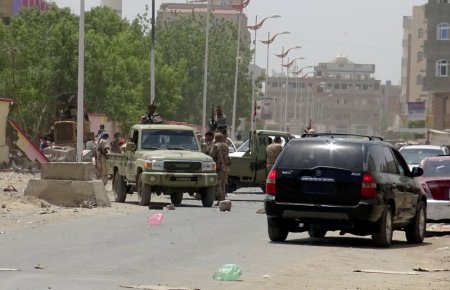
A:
[97,133,110,186]
[209,133,230,204]
[266,136,283,172]
[204,131,215,154]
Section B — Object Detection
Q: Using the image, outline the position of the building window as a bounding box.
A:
[416,75,423,85]
[417,51,424,62]
[437,23,450,40]
[363,84,368,90]
[341,84,348,90]
[436,60,449,77]
[272,82,278,88]
[334,83,340,89]
[418,28,424,38]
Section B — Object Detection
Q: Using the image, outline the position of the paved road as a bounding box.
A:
[1,190,450,290]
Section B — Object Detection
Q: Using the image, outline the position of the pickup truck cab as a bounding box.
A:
[228,130,295,192]
[107,124,217,207]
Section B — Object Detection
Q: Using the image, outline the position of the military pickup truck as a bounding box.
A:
[228,130,295,192]
[107,124,217,207]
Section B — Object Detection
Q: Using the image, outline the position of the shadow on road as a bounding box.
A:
[273,235,433,250]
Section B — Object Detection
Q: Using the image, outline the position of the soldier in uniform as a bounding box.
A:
[140,104,163,124]
[266,136,283,172]
[204,131,215,154]
[214,106,228,138]
[209,132,230,204]
[97,133,110,185]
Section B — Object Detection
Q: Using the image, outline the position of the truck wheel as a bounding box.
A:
[267,217,288,242]
[113,171,127,203]
[372,205,393,247]
[200,186,215,207]
[137,173,151,206]
[170,192,183,205]
[405,201,426,244]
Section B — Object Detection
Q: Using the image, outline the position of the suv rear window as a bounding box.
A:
[278,141,363,171]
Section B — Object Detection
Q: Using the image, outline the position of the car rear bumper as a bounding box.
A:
[142,172,217,187]
[427,199,450,221]
[265,198,385,223]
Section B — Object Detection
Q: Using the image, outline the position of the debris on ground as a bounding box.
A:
[354,269,418,275]
[219,200,231,212]
[34,264,45,269]
[3,185,17,192]
[213,264,243,281]
[147,213,164,226]
[166,204,175,210]
[0,268,20,271]
[256,208,265,214]
[413,267,450,272]
[120,283,198,290]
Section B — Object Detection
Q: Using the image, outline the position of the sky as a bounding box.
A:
[52,0,427,84]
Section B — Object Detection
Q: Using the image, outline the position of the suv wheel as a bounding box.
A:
[372,205,393,247]
[113,171,127,203]
[267,217,288,242]
[200,186,215,207]
[137,173,151,206]
[170,192,183,205]
[405,201,426,244]
[308,226,327,238]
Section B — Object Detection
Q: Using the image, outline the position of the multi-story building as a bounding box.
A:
[265,56,383,136]
[1,0,49,24]
[157,2,250,47]
[423,0,450,129]
[381,81,401,132]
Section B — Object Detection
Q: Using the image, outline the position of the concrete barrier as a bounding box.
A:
[25,179,111,207]
[41,162,94,181]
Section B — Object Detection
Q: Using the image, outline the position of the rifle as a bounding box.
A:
[209,104,217,131]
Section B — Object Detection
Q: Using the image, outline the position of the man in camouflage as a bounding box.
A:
[266,136,283,172]
[97,133,110,186]
[209,132,230,204]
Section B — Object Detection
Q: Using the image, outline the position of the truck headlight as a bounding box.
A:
[202,161,216,172]
[144,160,164,170]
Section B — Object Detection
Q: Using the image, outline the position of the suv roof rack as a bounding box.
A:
[301,133,384,141]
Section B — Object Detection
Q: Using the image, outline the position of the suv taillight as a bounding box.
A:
[266,169,277,196]
[361,172,377,199]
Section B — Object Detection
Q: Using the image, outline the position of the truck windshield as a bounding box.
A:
[141,129,199,151]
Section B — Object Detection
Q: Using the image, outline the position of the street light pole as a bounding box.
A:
[261,31,289,100]
[247,14,281,131]
[275,46,301,131]
[150,0,156,105]
[282,57,304,132]
[231,7,242,140]
[76,0,85,162]
[201,0,211,136]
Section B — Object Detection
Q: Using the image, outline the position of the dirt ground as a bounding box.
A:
[0,170,144,233]
[1,170,450,290]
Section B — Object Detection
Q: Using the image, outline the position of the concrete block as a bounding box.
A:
[24,179,111,207]
[219,200,232,212]
[41,162,94,181]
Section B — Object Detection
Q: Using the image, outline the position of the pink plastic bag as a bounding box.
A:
[147,213,164,226]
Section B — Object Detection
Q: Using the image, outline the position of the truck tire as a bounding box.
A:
[113,171,127,203]
[267,217,288,242]
[405,201,426,244]
[200,186,215,207]
[137,173,151,206]
[170,192,183,205]
[372,205,393,247]
[308,226,327,238]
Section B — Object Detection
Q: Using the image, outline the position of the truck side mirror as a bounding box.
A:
[411,167,423,177]
[126,142,136,152]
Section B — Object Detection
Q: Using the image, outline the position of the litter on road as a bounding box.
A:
[120,285,199,290]
[354,269,418,275]
[0,268,20,271]
[413,267,450,272]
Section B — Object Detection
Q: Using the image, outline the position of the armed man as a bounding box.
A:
[140,104,163,124]
[209,105,228,138]
[209,132,230,204]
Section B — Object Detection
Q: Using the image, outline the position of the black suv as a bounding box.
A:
[264,133,426,247]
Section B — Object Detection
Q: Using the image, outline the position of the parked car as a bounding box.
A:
[399,144,449,170]
[417,155,450,222]
[265,133,426,247]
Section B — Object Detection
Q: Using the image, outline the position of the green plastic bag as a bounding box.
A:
[213,264,242,281]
